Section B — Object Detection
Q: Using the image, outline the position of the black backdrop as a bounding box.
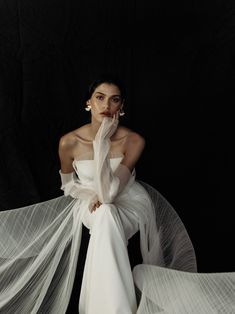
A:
[0,0,234,273]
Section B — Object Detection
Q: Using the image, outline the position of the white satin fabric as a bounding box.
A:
[77,157,139,313]
[0,157,234,313]
[0,117,234,313]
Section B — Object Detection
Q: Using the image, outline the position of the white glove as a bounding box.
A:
[93,116,134,204]
[59,170,99,210]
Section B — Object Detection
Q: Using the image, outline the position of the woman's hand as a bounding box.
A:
[90,200,102,213]
[95,111,119,141]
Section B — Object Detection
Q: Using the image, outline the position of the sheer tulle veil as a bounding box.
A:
[0,117,234,313]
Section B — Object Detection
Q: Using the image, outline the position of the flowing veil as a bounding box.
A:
[133,182,235,313]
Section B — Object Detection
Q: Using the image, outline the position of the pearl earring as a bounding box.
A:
[85,105,91,111]
[119,109,125,116]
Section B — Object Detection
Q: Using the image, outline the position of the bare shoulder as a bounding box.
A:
[126,132,145,159]
[115,125,145,142]
[121,126,145,148]
[59,124,90,149]
[59,124,91,171]
[116,125,145,154]
[118,126,145,171]
[59,132,77,152]
[127,131,145,146]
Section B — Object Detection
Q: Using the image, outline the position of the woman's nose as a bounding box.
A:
[103,99,111,109]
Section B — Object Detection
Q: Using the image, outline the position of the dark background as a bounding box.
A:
[0,0,234,273]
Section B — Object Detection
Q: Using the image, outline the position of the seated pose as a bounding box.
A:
[59,78,146,313]
[0,75,234,314]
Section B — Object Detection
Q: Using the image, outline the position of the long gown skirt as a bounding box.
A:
[0,179,234,313]
[79,203,139,313]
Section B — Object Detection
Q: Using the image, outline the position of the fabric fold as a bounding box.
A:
[0,117,233,313]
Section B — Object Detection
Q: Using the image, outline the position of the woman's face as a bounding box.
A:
[87,83,123,122]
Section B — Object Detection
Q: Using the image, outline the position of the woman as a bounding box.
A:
[0,75,234,314]
[59,77,146,313]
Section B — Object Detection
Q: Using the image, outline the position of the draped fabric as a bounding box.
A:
[0,122,234,313]
[1,0,234,277]
[134,183,235,314]
[0,196,82,313]
[1,175,235,313]
[0,172,197,313]
[134,265,235,313]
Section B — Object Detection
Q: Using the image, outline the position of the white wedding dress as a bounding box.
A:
[0,118,234,313]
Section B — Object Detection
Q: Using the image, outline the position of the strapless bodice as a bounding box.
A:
[72,157,123,185]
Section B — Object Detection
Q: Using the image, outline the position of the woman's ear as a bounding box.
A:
[85,100,91,111]
[119,105,125,116]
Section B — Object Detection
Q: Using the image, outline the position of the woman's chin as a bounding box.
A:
[99,114,111,120]
[94,114,112,124]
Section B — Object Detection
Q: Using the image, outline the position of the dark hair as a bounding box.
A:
[85,74,126,102]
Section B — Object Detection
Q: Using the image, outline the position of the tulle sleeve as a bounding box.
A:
[93,116,135,203]
[59,170,98,204]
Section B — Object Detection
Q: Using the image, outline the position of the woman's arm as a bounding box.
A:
[121,131,145,172]
[109,132,145,198]
[58,134,75,173]
[58,133,100,211]
[93,117,145,204]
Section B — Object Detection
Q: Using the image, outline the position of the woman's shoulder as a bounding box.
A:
[59,124,91,149]
[118,125,144,140]
[117,125,145,167]
[116,125,145,147]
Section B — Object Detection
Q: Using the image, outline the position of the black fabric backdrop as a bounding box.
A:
[0,0,234,275]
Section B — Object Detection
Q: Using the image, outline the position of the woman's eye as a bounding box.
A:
[96,96,103,100]
[112,98,120,103]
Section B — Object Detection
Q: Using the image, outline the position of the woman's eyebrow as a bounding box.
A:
[95,92,121,97]
[95,92,105,95]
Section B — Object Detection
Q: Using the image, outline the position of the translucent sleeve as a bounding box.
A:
[92,117,134,204]
[59,170,98,203]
